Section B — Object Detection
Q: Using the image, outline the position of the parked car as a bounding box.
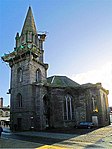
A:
[75,122,94,129]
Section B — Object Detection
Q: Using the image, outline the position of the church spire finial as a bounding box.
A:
[21,6,37,35]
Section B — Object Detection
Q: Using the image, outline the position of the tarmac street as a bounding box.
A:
[0,125,112,148]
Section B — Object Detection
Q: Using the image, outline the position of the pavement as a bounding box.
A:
[0,125,112,148]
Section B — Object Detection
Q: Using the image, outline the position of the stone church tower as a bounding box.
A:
[2,7,48,131]
[2,7,110,130]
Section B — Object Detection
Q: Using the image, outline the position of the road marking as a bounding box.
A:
[36,145,69,149]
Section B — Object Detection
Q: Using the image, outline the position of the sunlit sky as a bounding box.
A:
[0,0,112,106]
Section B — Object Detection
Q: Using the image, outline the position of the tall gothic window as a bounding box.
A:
[92,96,98,112]
[64,94,74,120]
[17,68,23,82]
[17,93,22,108]
[36,69,41,82]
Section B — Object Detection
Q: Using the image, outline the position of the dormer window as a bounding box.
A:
[17,68,23,82]
[21,34,26,44]
[27,32,32,42]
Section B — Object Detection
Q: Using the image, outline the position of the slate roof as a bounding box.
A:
[81,83,94,87]
[47,76,80,87]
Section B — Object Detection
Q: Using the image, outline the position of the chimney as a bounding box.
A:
[0,97,3,108]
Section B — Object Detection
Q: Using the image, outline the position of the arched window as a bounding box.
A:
[17,68,23,82]
[17,93,22,107]
[64,94,74,120]
[36,69,41,82]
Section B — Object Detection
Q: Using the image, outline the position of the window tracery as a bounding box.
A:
[64,94,74,120]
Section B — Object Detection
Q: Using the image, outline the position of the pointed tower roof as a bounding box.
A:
[21,6,37,35]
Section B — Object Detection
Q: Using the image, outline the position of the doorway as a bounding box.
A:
[17,118,22,130]
[43,95,50,128]
[92,116,98,126]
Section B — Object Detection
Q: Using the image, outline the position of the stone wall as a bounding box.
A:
[49,87,86,128]
[10,54,47,131]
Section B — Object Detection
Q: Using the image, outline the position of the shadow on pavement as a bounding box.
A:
[2,126,111,148]
[40,127,97,135]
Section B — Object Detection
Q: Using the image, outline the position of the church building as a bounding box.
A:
[2,7,110,131]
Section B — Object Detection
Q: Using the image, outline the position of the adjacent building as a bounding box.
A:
[0,98,10,126]
[1,7,110,131]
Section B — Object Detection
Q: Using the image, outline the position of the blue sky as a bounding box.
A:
[0,0,112,106]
